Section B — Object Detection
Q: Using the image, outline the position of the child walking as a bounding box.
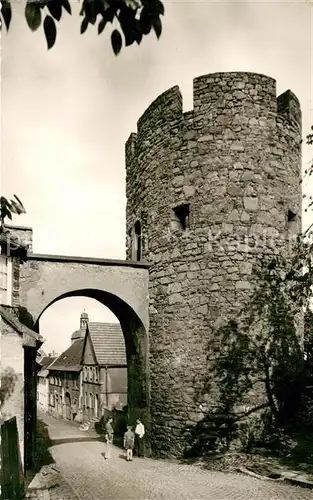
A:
[123,425,135,462]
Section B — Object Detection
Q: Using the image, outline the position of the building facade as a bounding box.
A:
[80,316,127,416]
[48,340,82,420]
[37,356,56,413]
[0,226,43,470]
[47,313,127,422]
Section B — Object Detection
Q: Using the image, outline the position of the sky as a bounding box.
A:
[2,0,312,354]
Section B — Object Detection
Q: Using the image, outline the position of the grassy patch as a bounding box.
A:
[182,434,313,479]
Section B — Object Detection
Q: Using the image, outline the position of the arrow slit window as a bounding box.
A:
[0,255,12,306]
[134,220,142,261]
[129,220,142,261]
[172,204,190,231]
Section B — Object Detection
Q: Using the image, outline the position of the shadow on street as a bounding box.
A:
[50,436,102,446]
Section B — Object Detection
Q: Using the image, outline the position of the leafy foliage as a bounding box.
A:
[0,0,164,52]
[302,125,313,224]
[304,307,313,365]
[18,306,35,330]
[0,367,17,410]
[187,240,311,457]
[0,195,26,230]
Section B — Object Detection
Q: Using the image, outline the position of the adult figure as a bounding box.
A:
[104,416,114,459]
[134,418,145,457]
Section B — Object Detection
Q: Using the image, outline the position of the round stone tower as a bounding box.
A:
[125,72,302,457]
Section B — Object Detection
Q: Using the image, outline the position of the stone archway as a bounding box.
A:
[33,288,150,440]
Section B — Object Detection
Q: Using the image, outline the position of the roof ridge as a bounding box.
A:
[89,322,121,326]
[48,338,84,371]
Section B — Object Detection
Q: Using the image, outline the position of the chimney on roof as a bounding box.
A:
[80,310,89,329]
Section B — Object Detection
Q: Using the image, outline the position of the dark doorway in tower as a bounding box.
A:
[134,220,142,261]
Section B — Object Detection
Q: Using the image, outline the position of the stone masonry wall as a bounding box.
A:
[125,72,302,457]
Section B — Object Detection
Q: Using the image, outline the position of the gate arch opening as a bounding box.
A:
[36,288,150,437]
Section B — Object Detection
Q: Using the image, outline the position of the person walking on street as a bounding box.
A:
[124,425,135,461]
[104,416,114,459]
[134,418,145,457]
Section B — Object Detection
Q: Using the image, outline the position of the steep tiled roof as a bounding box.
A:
[88,323,126,366]
[48,339,84,372]
[71,327,85,341]
[40,356,56,369]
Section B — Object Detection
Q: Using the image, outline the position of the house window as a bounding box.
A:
[90,393,93,408]
[95,368,98,382]
[0,255,12,306]
[172,204,190,230]
[84,367,87,381]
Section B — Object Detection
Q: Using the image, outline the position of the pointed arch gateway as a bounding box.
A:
[19,254,151,441]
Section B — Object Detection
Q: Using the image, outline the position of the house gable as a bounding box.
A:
[82,328,98,366]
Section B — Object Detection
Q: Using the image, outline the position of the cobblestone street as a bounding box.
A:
[39,414,313,500]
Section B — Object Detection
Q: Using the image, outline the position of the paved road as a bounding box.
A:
[41,414,313,500]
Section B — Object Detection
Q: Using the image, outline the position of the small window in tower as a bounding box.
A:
[173,204,190,230]
[134,220,142,261]
[287,209,296,222]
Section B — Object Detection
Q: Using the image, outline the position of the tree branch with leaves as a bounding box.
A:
[1,0,164,53]
[0,195,26,232]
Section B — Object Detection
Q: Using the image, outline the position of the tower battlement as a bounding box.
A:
[193,71,277,115]
[277,89,302,126]
[128,72,301,153]
[137,86,183,136]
